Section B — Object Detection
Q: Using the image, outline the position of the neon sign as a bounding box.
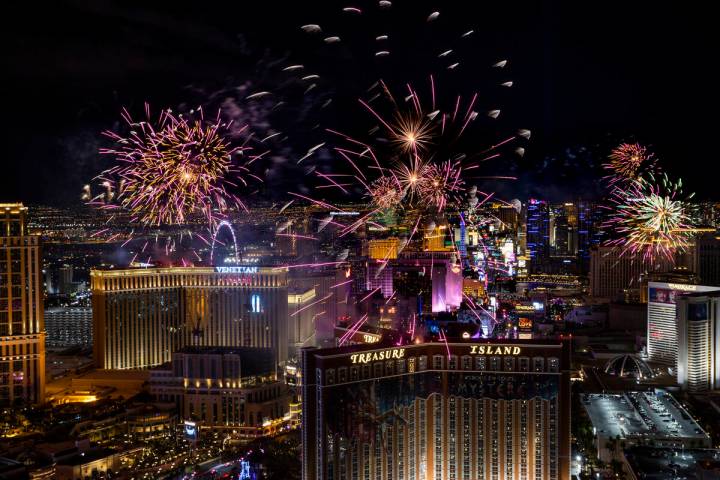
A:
[469,345,521,355]
[351,348,405,364]
[215,266,258,274]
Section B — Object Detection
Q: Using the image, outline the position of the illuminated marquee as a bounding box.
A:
[362,334,380,344]
[514,305,535,313]
[215,266,258,274]
[351,348,405,364]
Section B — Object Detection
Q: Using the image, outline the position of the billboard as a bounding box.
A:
[518,317,533,331]
[184,420,198,441]
[648,282,720,305]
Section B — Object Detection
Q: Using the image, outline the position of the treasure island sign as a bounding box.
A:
[349,344,522,364]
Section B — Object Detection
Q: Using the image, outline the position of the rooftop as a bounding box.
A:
[624,446,720,480]
[58,448,118,467]
[583,391,708,441]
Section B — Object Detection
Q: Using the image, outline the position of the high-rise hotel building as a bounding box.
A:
[677,290,720,392]
[646,281,719,368]
[302,339,571,480]
[91,266,288,370]
[0,204,45,405]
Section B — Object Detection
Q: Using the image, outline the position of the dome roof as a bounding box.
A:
[604,354,654,380]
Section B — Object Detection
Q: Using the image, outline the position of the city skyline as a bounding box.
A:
[2,3,719,480]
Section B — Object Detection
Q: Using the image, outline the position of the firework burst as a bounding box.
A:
[394,155,429,201]
[283,4,527,243]
[320,78,518,216]
[367,176,405,209]
[94,106,260,227]
[417,160,465,211]
[604,142,655,181]
[390,113,435,155]
[604,173,697,261]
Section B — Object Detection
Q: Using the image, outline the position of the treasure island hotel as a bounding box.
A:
[92,265,288,370]
[0,204,45,405]
[302,339,570,480]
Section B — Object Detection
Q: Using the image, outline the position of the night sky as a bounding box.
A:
[4,1,717,204]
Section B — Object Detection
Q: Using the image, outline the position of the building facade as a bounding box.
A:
[149,347,292,440]
[694,233,720,287]
[44,307,92,348]
[589,246,674,300]
[0,203,45,405]
[302,340,571,480]
[677,291,720,392]
[647,282,719,368]
[288,287,318,355]
[91,266,288,370]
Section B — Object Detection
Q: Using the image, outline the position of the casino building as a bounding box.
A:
[646,281,719,368]
[302,339,571,480]
[91,266,288,370]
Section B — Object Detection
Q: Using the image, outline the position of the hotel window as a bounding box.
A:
[476,356,487,370]
[548,357,560,373]
[433,355,444,370]
[396,359,406,374]
[326,369,335,385]
[489,356,501,371]
[418,355,428,371]
[373,362,383,377]
[461,355,472,370]
[362,365,371,379]
[518,357,530,372]
[503,357,515,372]
[449,355,458,370]
[533,357,544,372]
[408,357,416,373]
[350,366,359,381]
[385,360,394,375]
[338,367,347,383]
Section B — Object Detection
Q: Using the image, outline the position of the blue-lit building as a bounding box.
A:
[577,201,606,274]
[526,199,550,273]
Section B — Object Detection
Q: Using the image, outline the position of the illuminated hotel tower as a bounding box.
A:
[302,339,571,480]
[92,266,288,370]
[0,204,45,405]
[677,290,720,392]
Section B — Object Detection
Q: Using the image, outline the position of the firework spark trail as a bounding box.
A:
[438,329,451,360]
[290,293,334,317]
[462,292,497,323]
[359,287,382,304]
[330,279,354,289]
[339,314,369,345]
[279,261,348,269]
[276,233,320,241]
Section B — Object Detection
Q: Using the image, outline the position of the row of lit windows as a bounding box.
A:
[93,270,287,291]
[321,395,559,480]
[322,355,560,385]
